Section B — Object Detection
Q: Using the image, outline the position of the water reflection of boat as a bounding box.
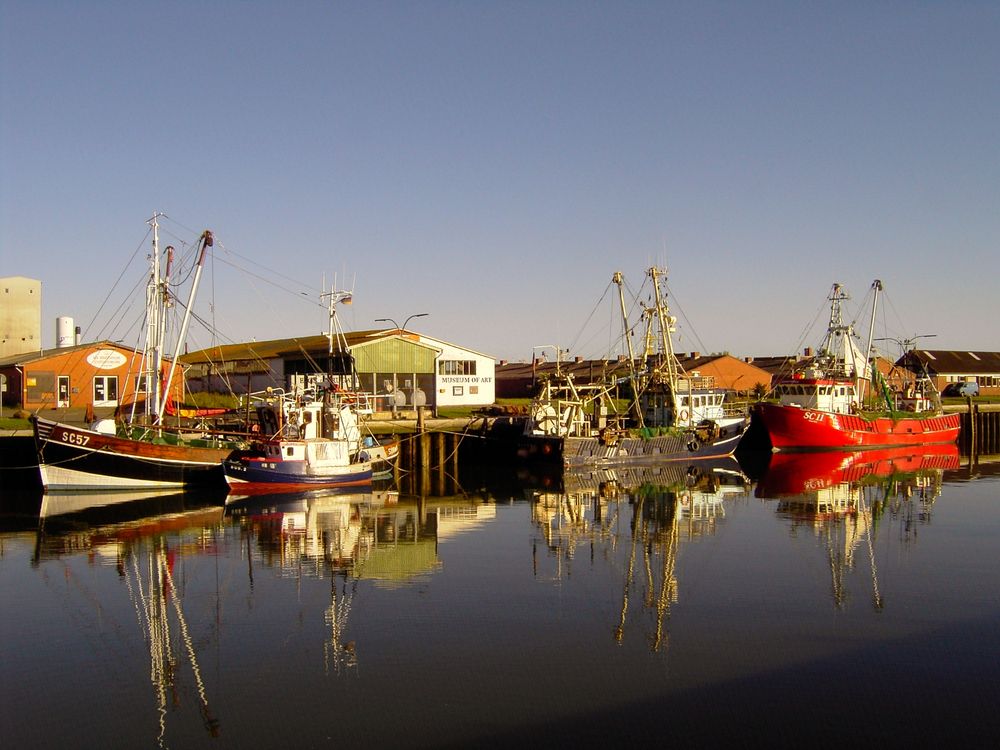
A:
[529,460,751,651]
[755,446,955,609]
[225,488,495,583]
[757,444,959,498]
[36,491,224,562]
[226,487,497,675]
[32,501,223,742]
[225,488,387,570]
[564,457,749,501]
[39,487,226,521]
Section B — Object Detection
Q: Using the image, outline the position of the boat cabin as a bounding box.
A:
[773,378,858,414]
[644,389,730,427]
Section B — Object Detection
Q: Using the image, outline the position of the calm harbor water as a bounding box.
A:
[2,451,998,749]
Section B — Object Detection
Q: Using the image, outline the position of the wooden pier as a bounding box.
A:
[955,401,1000,459]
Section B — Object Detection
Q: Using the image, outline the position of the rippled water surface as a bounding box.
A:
[2,452,999,748]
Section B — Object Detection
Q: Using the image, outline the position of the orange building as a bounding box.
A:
[0,340,183,412]
[674,352,773,393]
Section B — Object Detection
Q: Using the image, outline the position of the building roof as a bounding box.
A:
[496,352,767,384]
[0,340,137,368]
[902,350,1000,375]
[180,329,391,365]
[181,328,492,366]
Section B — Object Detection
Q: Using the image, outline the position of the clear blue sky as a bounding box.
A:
[2,1,998,362]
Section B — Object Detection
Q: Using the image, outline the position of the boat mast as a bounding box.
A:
[145,213,163,421]
[156,230,213,423]
[649,266,679,394]
[613,271,643,427]
[821,283,848,361]
[860,279,882,404]
[322,287,354,390]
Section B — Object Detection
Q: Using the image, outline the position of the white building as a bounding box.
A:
[182,328,496,412]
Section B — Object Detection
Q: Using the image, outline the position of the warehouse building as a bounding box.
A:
[181,328,495,414]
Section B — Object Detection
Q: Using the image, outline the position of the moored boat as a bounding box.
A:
[756,281,960,452]
[31,218,246,491]
[32,415,238,491]
[223,389,374,492]
[519,266,750,467]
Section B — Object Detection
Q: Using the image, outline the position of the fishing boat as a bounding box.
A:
[222,388,375,492]
[31,217,246,491]
[755,281,961,452]
[519,267,749,467]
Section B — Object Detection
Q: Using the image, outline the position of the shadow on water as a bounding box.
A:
[433,616,1000,749]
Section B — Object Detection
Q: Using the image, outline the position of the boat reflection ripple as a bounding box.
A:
[528,458,751,651]
[752,445,960,610]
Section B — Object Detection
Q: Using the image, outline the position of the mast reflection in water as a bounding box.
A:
[529,459,750,652]
[3,447,999,748]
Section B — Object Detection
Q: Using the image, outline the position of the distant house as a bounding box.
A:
[0,340,181,412]
[898,350,1000,396]
[678,352,772,393]
[495,352,771,399]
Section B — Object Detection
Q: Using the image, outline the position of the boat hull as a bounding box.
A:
[223,456,373,493]
[756,403,961,451]
[31,416,233,491]
[366,438,400,476]
[519,418,749,468]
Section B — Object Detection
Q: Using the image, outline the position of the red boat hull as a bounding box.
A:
[756,402,961,451]
[758,444,960,497]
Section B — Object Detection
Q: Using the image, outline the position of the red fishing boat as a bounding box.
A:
[756,281,960,452]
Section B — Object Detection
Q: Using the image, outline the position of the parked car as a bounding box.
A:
[942,382,980,397]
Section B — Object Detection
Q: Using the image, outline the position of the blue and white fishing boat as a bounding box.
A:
[223,390,374,492]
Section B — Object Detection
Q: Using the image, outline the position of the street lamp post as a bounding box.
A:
[375,313,430,416]
[375,312,429,333]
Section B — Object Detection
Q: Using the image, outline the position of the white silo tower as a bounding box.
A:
[56,316,76,348]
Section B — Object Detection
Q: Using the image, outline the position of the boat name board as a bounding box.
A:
[58,427,92,447]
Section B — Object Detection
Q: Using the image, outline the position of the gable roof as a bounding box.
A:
[180,329,389,365]
[0,340,138,368]
[180,328,489,366]
[902,350,1000,375]
[496,352,768,384]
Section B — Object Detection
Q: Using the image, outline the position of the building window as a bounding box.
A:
[93,376,119,406]
[439,360,477,376]
[134,374,154,393]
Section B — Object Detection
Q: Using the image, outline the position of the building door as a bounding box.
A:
[57,376,70,408]
[93,376,119,407]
